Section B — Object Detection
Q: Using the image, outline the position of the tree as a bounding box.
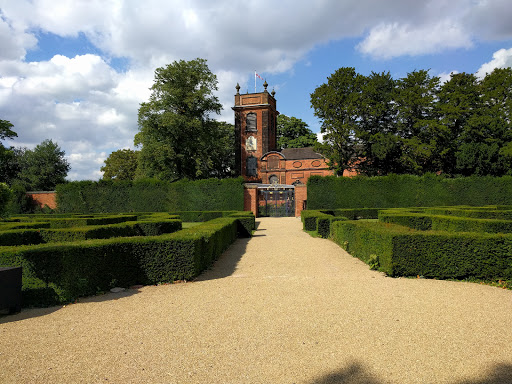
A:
[277,114,318,149]
[394,70,443,174]
[17,139,70,190]
[455,68,512,176]
[135,58,231,181]
[355,71,399,175]
[101,149,139,181]
[310,67,363,176]
[437,72,480,175]
[0,119,19,185]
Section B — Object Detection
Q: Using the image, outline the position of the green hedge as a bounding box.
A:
[56,179,170,213]
[331,220,512,280]
[301,208,380,238]
[308,174,512,209]
[379,208,512,233]
[0,216,244,307]
[300,210,347,238]
[168,178,244,211]
[56,177,245,213]
[0,219,183,246]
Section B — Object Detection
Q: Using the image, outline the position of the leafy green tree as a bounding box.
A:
[101,149,139,181]
[355,71,399,175]
[394,70,443,174]
[455,68,512,176]
[277,114,318,149]
[136,58,232,181]
[0,119,19,184]
[17,139,70,190]
[310,67,363,176]
[0,182,12,218]
[437,72,480,175]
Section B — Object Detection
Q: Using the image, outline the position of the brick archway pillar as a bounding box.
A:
[243,184,259,217]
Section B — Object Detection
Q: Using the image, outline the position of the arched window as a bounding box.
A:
[246,112,257,131]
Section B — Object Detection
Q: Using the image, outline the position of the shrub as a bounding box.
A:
[307,174,512,209]
[331,220,512,280]
[0,216,246,307]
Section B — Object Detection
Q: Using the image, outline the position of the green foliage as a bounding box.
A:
[307,174,512,209]
[0,215,249,307]
[277,114,318,149]
[56,179,171,213]
[310,67,512,177]
[135,58,233,180]
[0,183,11,218]
[101,149,139,181]
[168,177,244,211]
[330,206,512,280]
[310,67,363,176]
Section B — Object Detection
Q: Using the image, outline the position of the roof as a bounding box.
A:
[280,147,325,160]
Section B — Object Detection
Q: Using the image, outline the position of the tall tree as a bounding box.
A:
[310,67,363,176]
[394,70,442,174]
[0,119,19,185]
[101,149,139,181]
[355,71,399,175]
[456,68,512,176]
[135,58,230,181]
[437,72,480,175]
[277,114,318,149]
[17,139,70,190]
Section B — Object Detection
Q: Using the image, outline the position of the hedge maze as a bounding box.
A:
[0,211,254,308]
[302,206,512,282]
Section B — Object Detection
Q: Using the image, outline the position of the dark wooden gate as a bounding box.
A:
[258,185,295,217]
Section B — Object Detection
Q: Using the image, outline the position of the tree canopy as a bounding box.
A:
[15,139,70,190]
[101,149,139,181]
[277,114,318,149]
[310,67,512,177]
[135,58,234,181]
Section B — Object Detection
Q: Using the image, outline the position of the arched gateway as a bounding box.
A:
[233,82,332,217]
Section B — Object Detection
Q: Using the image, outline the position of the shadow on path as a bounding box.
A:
[0,287,141,324]
[310,361,512,384]
[194,220,267,282]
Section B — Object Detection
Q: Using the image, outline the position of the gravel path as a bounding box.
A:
[1,217,512,384]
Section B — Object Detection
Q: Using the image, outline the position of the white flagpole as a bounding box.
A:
[254,70,256,93]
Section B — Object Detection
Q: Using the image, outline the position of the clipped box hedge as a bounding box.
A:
[331,220,512,280]
[379,208,512,233]
[301,208,380,238]
[0,216,246,307]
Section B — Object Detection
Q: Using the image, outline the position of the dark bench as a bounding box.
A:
[0,266,22,314]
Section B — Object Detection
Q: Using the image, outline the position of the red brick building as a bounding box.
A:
[233,83,333,217]
[233,82,333,185]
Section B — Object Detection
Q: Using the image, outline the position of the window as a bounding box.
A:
[269,174,279,184]
[246,156,258,177]
[246,112,257,131]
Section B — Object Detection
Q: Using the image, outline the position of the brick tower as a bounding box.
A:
[232,81,279,182]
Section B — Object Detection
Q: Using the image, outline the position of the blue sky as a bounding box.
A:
[1,0,512,181]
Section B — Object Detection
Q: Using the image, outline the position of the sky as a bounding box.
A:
[1,0,512,181]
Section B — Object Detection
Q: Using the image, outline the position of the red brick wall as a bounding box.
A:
[243,185,259,217]
[295,185,307,217]
[27,192,57,210]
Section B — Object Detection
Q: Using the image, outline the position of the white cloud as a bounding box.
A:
[438,70,459,84]
[0,0,511,180]
[476,48,512,78]
[358,20,473,59]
